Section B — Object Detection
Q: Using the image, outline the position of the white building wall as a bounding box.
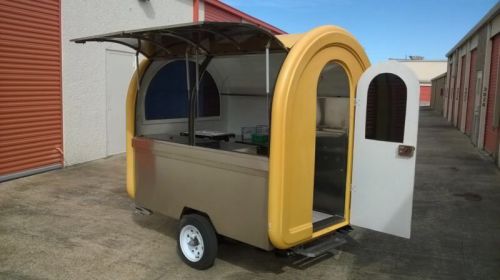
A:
[396,61,448,85]
[62,0,193,165]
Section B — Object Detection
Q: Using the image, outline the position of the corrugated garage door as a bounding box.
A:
[419,85,431,106]
[465,49,477,135]
[0,0,62,181]
[484,34,500,154]
[205,2,241,22]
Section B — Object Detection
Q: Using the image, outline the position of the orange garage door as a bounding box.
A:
[0,0,63,181]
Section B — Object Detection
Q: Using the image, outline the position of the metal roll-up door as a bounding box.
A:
[484,35,500,154]
[0,0,62,181]
[465,49,477,135]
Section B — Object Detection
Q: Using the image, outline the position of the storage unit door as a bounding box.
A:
[466,49,477,135]
[0,0,62,181]
[484,35,500,154]
[419,85,431,106]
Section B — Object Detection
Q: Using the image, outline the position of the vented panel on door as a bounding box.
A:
[365,73,407,143]
[484,35,500,154]
[0,0,62,180]
[465,49,477,134]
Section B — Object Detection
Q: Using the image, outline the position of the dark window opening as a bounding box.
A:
[145,60,220,120]
[365,73,407,143]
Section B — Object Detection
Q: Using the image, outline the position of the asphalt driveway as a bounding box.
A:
[1,109,499,280]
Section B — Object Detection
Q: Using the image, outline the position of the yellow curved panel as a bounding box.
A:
[276,33,304,49]
[126,59,150,199]
[268,25,370,249]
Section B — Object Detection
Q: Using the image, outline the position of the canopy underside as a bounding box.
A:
[72,22,288,59]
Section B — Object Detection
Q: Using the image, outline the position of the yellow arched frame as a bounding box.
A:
[126,59,151,198]
[269,26,370,249]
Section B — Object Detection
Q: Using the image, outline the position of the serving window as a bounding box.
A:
[136,52,287,157]
[144,60,220,121]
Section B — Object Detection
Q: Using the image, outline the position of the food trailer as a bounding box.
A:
[73,22,419,269]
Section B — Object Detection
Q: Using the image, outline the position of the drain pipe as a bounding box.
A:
[265,41,270,120]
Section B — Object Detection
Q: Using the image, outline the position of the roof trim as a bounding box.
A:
[446,2,500,57]
[389,59,447,63]
[431,72,447,81]
[204,0,286,35]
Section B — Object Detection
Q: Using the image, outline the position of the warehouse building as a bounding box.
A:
[0,0,284,181]
[391,57,447,106]
[440,2,500,167]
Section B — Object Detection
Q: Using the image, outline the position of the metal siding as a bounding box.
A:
[485,35,500,154]
[0,0,62,179]
[444,62,453,120]
[205,2,241,22]
[457,55,467,126]
[466,49,477,134]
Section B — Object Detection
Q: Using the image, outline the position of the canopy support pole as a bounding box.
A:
[135,39,141,95]
[265,42,270,123]
[188,50,200,146]
[187,52,213,146]
[266,42,270,95]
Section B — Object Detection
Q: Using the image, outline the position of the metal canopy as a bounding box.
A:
[72,22,288,59]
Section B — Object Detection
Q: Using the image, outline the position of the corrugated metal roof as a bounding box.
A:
[204,0,286,35]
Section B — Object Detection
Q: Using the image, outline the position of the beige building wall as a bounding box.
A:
[394,60,447,85]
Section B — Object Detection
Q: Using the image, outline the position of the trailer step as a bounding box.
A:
[292,234,346,258]
[134,206,153,215]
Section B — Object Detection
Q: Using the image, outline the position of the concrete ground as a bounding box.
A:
[1,109,499,280]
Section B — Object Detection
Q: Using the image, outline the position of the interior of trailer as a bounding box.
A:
[135,52,286,157]
[312,61,350,230]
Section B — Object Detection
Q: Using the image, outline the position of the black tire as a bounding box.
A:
[177,214,218,270]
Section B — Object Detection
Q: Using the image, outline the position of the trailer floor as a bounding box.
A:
[1,109,500,280]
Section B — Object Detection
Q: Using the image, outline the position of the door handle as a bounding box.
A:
[398,145,415,158]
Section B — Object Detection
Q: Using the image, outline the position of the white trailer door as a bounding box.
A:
[351,61,420,238]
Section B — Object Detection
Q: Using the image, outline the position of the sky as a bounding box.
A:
[223,0,499,63]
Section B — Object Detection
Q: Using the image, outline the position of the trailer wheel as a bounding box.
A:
[177,214,218,270]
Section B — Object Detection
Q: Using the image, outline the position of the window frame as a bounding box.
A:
[364,72,407,143]
[139,59,222,125]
